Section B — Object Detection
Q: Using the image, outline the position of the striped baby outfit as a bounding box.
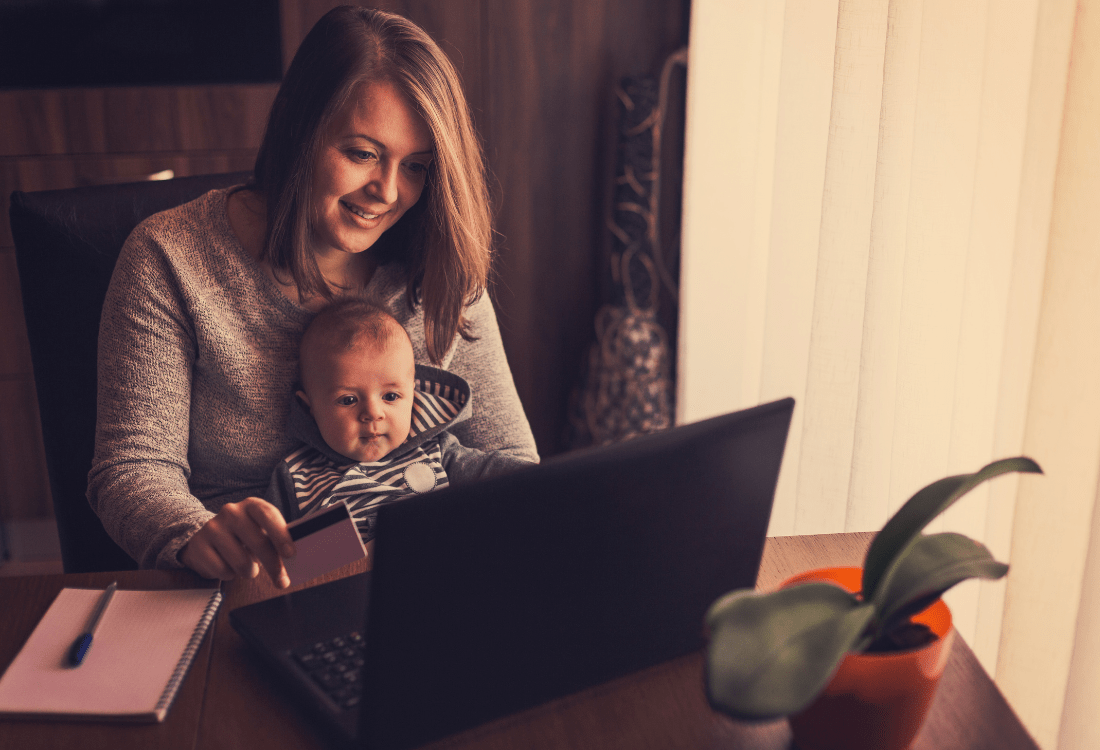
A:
[266,365,535,543]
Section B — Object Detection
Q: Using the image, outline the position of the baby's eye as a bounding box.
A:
[382,392,401,403]
[337,395,358,406]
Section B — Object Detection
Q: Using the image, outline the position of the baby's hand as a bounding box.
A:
[180,497,296,588]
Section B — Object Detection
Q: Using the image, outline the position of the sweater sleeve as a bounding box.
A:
[437,431,537,483]
[443,293,540,463]
[87,223,213,569]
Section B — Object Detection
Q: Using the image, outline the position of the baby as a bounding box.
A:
[265,297,535,543]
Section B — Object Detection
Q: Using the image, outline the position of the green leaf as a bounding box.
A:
[873,532,1008,629]
[705,582,874,721]
[862,457,1041,602]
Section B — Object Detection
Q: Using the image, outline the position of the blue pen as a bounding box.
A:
[68,581,118,667]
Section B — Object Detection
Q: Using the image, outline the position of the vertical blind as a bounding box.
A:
[678,1,1100,748]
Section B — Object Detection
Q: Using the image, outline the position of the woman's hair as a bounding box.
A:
[251,5,492,364]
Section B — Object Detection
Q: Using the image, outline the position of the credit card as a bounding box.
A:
[283,501,367,586]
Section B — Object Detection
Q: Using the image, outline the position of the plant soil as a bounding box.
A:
[865,621,937,653]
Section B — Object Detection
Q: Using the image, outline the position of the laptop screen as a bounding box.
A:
[358,397,793,749]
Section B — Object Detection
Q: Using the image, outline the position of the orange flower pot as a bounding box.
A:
[783,566,955,750]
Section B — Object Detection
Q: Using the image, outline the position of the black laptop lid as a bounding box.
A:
[359,397,793,749]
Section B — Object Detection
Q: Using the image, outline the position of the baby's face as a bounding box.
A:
[299,336,416,463]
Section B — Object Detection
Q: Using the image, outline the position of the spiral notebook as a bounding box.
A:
[0,586,221,722]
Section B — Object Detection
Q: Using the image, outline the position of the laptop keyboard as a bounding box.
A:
[290,631,365,711]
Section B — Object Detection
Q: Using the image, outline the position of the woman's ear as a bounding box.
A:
[296,390,312,411]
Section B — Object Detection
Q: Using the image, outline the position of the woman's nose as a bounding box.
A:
[367,162,400,205]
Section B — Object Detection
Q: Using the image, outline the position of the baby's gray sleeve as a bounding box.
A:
[438,431,538,484]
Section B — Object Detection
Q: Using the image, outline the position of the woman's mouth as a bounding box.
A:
[341,200,382,221]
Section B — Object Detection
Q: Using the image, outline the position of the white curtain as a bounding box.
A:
[678,1,1100,748]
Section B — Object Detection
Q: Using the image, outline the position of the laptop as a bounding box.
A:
[230,397,793,749]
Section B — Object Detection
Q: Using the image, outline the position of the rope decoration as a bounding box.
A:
[568,49,687,448]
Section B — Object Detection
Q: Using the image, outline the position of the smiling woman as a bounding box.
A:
[87,6,538,584]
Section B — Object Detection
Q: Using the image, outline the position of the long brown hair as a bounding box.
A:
[251,6,492,364]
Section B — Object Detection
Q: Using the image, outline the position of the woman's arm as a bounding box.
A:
[444,293,539,462]
[87,223,212,568]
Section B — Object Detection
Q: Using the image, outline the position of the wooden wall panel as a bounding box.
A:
[161,87,278,152]
[481,0,608,452]
[0,249,49,522]
[0,379,50,522]
[0,86,277,157]
[0,251,31,376]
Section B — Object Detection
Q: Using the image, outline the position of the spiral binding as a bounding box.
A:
[153,590,222,719]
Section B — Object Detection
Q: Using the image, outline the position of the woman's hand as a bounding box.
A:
[180,497,296,588]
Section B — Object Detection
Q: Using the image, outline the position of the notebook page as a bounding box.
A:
[0,587,219,720]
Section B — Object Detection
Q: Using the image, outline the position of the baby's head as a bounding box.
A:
[297,299,416,463]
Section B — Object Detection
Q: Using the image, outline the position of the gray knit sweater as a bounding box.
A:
[88,188,538,569]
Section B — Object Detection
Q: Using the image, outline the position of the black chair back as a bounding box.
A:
[9,172,251,572]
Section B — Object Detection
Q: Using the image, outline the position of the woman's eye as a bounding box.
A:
[337,395,358,406]
[405,161,430,175]
[349,149,376,162]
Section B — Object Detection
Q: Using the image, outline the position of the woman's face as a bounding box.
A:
[311,79,434,262]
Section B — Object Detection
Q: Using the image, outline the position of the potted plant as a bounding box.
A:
[704,456,1042,750]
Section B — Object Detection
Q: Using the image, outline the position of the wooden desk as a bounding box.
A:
[0,534,1039,750]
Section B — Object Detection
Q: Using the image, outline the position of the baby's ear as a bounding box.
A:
[296,390,312,411]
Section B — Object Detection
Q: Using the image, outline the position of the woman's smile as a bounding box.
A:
[340,200,383,222]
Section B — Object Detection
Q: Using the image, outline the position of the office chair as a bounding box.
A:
[9,171,251,573]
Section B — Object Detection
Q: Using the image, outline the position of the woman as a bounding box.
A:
[88,7,538,586]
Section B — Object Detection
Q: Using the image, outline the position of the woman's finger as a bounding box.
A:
[243,498,296,557]
[228,499,291,587]
[180,535,236,580]
[229,524,286,588]
[203,520,262,579]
